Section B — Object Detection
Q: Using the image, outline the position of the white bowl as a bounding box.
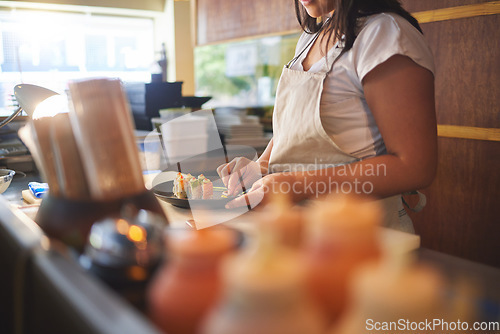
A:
[0,169,16,194]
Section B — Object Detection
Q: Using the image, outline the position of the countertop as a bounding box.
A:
[4,173,500,287]
[1,172,499,333]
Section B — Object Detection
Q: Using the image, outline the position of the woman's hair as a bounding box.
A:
[294,0,421,56]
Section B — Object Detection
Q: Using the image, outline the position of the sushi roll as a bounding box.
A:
[189,178,202,199]
[173,172,187,199]
[173,173,213,200]
[202,178,213,199]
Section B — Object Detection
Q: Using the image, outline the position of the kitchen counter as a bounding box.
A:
[0,175,161,334]
[1,174,499,333]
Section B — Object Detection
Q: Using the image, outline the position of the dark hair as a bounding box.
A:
[294,0,421,57]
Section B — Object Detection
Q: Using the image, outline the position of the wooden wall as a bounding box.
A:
[195,0,299,45]
[400,0,500,268]
[195,0,500,267]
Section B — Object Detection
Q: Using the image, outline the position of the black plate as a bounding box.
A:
[152,179,231,209]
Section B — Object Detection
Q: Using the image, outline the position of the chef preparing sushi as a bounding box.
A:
[217,0,437,233]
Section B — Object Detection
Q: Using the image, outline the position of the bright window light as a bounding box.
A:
[0,8,156,116]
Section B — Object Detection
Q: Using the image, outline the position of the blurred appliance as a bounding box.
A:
[123,82,212,131]
[0,124,36,173]
[124,82,184,131]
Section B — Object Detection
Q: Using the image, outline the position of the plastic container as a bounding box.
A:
[156,114,209,163]
[200,224,327,334]
[160,114,208,140]
[303,194,382,322]
[147,228,237,334]
[332,261,447,334]
[136,132,163,172]
[162,134,208,163]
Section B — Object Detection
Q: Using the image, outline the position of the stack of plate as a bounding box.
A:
[214,109,270,148]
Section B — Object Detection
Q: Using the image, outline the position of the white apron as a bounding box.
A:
[268,39,417,233]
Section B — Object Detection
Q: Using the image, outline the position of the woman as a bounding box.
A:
[218,0,436,232]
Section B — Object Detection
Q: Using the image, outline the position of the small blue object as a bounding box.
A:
[28,182,49,198]
[143,170,162,175]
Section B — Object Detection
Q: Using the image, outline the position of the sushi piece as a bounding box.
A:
[185,173,195,182]
[185,174,195,198]
[202,178,213,199]
[189,178,202,199]
[173,172,187,199]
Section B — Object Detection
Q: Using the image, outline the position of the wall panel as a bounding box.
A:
[422,15,500,128]
[410,138,500,267]
[401,0,490,13]
[196,0,299,45]
[403,0,500,267]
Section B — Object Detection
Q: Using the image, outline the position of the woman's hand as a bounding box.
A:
[225,172,295,209]
[216,157,267,197]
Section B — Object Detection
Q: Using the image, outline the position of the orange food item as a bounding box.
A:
[302,194,382,322]
[147,228,236,334]
[200,222,327,334]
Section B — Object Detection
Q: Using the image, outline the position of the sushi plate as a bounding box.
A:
[152,180,232,209]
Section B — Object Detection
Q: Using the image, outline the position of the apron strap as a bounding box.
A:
[285,16,346,77]
[286,31,321,69]
[286,17,334,69]
[402,191,427,213]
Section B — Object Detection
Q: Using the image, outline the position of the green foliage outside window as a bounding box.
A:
[194,33,300,107]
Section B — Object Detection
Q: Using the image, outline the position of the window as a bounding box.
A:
[194,34,300,108]
[0,8,155,116]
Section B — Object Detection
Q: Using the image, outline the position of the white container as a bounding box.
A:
[159,107,192,120]
[162,134,208,163]
[136,132,163,172]
[159,115,208,140]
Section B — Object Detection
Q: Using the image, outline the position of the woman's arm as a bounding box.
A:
[359,54,437,195]
[227,55,436,207]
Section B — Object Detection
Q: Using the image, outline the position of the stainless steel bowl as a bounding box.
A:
[0,169,15,194]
